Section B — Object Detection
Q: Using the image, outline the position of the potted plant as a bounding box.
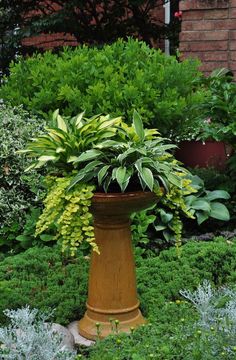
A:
[175,68,235,170]
[21,109,188,339]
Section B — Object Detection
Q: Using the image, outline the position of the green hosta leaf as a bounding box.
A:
[154,224,166,231]
[196,211,209,225]
[159,209,173,224]
[210,202,230,221]
[73,149,102,163]
[139,167,154,191]
[133,110,145,142]
[191,199,211,212]
[98,165,110,186]
[205,190,230,201]
[57,114,68,132]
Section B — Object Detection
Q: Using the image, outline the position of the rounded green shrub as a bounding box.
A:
[0,39,204,136]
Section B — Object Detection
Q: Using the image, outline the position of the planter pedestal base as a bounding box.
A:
[78,192,157,340]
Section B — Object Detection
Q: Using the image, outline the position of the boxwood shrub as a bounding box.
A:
[0,38,205,136]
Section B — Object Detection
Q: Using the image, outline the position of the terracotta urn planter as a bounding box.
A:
[175,140,232,170]
[78,191,158,340]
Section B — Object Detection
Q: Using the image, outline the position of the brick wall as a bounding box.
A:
[179,0,236,76]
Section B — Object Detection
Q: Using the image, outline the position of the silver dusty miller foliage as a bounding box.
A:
[0,306,76,360]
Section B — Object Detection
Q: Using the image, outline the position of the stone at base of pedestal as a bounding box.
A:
[67,321,95,346]
[78,309,146,340]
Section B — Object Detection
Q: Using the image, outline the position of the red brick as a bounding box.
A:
[180,30,228,42]
[229,61,236,72]
[182,19,236,31]
[230,8,236,17]
[180,0,228,11]
[200,61,230,72]
[230,51,236,61]
[230,0,236,7]
[180,41,228,52]
[230,41,236,50]
[230,30,236,40]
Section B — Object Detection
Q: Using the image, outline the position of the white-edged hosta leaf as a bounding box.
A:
[167,173,182,188]
[133,110,145,141]
[116,167,127,189]
[140,167,154,191]
[98,165,110,185]
[210,202,230,221]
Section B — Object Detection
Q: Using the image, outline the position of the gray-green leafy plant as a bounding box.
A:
[0,306,76,360]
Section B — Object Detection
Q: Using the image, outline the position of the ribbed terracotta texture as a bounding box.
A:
[78,191,158,340]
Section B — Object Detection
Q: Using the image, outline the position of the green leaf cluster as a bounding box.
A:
[0,39,203,137]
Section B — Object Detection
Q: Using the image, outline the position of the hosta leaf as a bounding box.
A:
[56,147,65,153]
[140,167,154,191]
[196,211,209,225]
[98,117,122,129]
[133,110,145,142]
[52,108,60,122]
[191,199,211,212]
[75,111,85,128]
[167,173,182,188]
[73,149,102,163]
[159,209,173,223]
[116,167,128,192]
[57,114,68,132]
[210,202,230,221]
[38,155,57,162]
[205,190,230,201]
[98,165,110,185]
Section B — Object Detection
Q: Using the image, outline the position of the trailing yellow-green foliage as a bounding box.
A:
[35,176,97,256]
[154,175,197,252]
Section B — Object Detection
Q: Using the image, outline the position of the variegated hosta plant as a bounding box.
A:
[19,110,122,172]
[21,110,188,255]
[68,110,188,193]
